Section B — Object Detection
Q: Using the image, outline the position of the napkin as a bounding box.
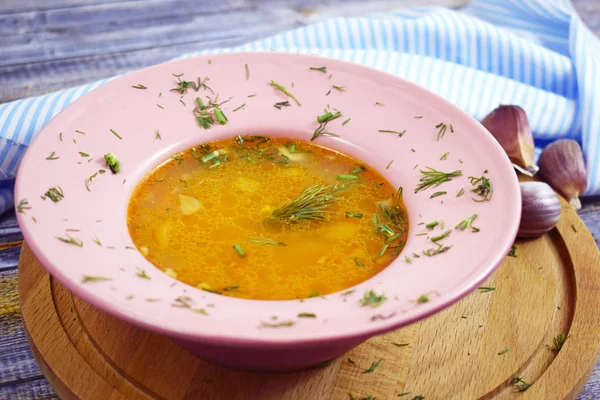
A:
[1,0,598,217]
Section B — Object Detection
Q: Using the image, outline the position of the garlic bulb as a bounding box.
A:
[518,182,561,239]
[538,139,587,210]
[482,105,538,175]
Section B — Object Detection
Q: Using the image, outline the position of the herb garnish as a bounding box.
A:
[386,160,394,169]
[498,347,510,355]
[81,275,112,283]
[469,175,493,202]
[274,101,290,110]
[104,153,120,173]
[157,104,164,109]
[431,230,451,242]
[310,66,327,73]
[455,214,478,231]
[332,85,346,92]
[425,221,438,230]
[392,342,409,347]
[132,84,147,89]
[435,122,452,140]
[397,392,411,397]
[508,245,517,257]
[354,258,364,267]
[57,234,83,247]
[342,118,351,126]
[245,63,250,80]
[430,191,446,198]
[46,151,59,160]
[379,129,406,137]
[270,80,301,106]
[41,186,64,202]
[155,130,161,140]
[456,188,465,197]
[233,243,246,258]
[337,174,358,181]
[269,183,347,222]
[478,286,495,293]
[75,130,86,135]
[415,167,462,193]
[440,152,449,160]
[136,268,151,279]
[298,312,317,318]
[93,237,102,246]
[363,359,382,374]
[248,237,286,246]
[260,320,295,328]
[552,333,568,352]
[310,360,332,369]
[360,290,386,308]
[345,212,363,219]
[512,377,531,392]
[317,111,342,123]
[170,73,213,95]
[79,151,89,157]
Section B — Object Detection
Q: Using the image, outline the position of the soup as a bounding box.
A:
[127,136,408,300]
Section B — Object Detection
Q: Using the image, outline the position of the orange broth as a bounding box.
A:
[127,136,408,300]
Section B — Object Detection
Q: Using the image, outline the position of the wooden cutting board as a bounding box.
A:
[18,200,600,400]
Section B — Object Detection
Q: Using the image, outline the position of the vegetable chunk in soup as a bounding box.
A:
[128,136,408,300]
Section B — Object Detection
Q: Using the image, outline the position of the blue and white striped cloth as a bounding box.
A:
[1,0,598,216]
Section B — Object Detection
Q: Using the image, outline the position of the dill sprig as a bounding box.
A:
[469,175,493,202]
[274,101,290,109]
[552,333,568,352]
[270,80,301,106]
[360,290,386,308]
[233,103,246,112]
[478,286,495,293]
[310,66,327,73]
[511,377,531,392]
[332,85,346,92]
[104,153,120,173]
[17,199,31,214]
[233,243,247,257]
[248,237,286,246]
[170,73,213,95]
[379,129,406,137]
[430,191,446,198]
[415,167,462,193]
[46,151,59,160]
[455,214,478,231]
[363,359,382,374]
[132,84,147,89]
[81,275,112,283]
[41,186,64,202]
[57,234,83,247]
[436,122,452,140]
[269,183,347,222]
[342,118,351,126]
[136,268,151,279]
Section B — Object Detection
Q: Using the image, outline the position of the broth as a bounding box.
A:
[127,136,408,300]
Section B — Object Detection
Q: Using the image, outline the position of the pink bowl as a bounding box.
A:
[15,52,520,371]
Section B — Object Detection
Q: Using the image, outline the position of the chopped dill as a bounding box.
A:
[46,151,59,160]
[41,186,64,202]
[511,377,531,392]
[351,165,365,175]
[298,312,317,318]
[552,333,568,352]
[310,360,332,369]
[415,167,462,193]
[274,101,290,109]
[435,122,451,140]
[248,237,286,246]
[508,245,517,257]
[354,258,364,267]
[310,66,327,73]
[469,175,493,202]
[405,256,412,264]
[75,130,86,135]
[392,342,409,347]
[109,128,122,140]
[498,347,510,355]
[430,191,446,198]
[478,286,495,293]
[337,174,359,181]
[455,214,478,231]
[456,188,465,197]
[342,118,351,126]
[132,84,147,89]
[379,129,406,137]
[345,212,363,219]
[81,275,112,283]
[270,80,301,106]
[571,224,577,232]
[93,237,102,246]
[360,290,386,308]
[57,234,83,247]
[104,153,120,173]
[363,359,382,374]
[386,160,394,169]
[375,102,385,106]
[440,152,449,160]
[157,104,164,109]
[155,130,161,140]
[332,85,346,92]
[136,268,151,279]
[79,151,89,157]
[233,243,246,258]
[245,63,250,80]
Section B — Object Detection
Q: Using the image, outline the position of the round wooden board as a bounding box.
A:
[18,202,600,400]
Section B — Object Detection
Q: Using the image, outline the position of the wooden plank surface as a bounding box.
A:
[0,0,599,399]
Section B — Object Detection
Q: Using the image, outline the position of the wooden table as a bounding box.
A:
[1,1,599,398]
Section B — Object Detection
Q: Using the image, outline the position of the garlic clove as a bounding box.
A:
[482,105,538,175]
[518,181,561,239]
[538,139,587,210]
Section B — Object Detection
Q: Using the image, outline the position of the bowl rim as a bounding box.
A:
[15,51,521,347]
